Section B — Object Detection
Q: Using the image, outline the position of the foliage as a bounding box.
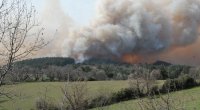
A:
[36,98,59,110]
[87,77,97,81]
[111,88,141,102]
[15,57,75,69]
[162,75,198,92]
[6,62,194,83]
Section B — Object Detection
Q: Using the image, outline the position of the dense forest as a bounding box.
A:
[8,57,196,83]
[14,57,75,69]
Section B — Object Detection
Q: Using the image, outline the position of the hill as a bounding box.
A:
[153,60,172,66]
[14,57,174,69]
[15,57,75,68]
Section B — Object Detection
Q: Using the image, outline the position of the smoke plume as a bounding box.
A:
[62,0,200,64]
[38,0,200,65]
[36,0,73,57]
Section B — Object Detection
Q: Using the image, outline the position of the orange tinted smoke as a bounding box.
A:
[122,54,143,64]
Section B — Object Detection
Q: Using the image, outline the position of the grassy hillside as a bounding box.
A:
[93,87,200,110]
[0,81,129,110]
[1,81,199,110]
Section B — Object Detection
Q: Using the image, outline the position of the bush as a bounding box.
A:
[88,88,141,108]
[88,95,111,108]
[149,85,160,95]
[36,98,59,110]
[162,75,197,92]
[162,79,176,92]
[111,88,142,102]
[178,75,197,88]
[87,77,96,81]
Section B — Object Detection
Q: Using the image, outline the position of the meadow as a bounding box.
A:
[93,87,200,110]
[0,81,129,110]
[0,80,199,110]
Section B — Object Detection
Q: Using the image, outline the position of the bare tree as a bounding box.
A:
[8,66,31,82]
[64,65,74,82]
[61,81,88,110]
[36,87,60,110]
[128,67,156,94]
[138,89,188,110]
[0,0,47,86]
[45,66,57,81]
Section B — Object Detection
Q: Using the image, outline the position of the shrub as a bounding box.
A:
[180,75,197,88]
[36,98,59,110]
[162,79,176,92]
[111,88,142,102]
[162,75,197,92]
[88,95,111,108]
[77,77,86,81]
[88,88,144,108]
[149,85,160,95]
[87,77,96,81]
[62,82,88,110]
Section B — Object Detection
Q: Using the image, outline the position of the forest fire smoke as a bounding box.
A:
[122,54,143,64]
[41,0,200,65]
[62,0,200,63]
[37,0,73,57]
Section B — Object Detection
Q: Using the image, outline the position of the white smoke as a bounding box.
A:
[36,0,74,57]
[62,0,200,62]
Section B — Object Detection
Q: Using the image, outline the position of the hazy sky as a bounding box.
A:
[32,0,97,25]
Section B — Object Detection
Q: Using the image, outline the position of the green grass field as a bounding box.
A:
[0,81,129,110]
[1,80,199,110]
[93,87,200,110]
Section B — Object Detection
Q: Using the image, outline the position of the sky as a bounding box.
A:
[32,0,97,25]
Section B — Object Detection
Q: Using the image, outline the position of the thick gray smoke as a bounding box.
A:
[63,0,200,62]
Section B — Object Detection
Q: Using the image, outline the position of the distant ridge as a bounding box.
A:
[153,60,172,66]
[14,57,173,69]
[15,57,75,68]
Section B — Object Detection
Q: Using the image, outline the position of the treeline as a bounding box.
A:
[14,57,122,69]
[14,57,75,69]
[6,63,200,83]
